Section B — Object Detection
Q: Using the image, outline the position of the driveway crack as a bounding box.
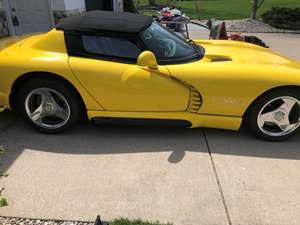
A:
[203,129,232,225]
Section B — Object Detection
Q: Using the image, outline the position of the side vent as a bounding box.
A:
[211,57,232,62]
[188,86,202,113]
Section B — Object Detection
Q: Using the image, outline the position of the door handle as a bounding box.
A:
[12,15,19,26]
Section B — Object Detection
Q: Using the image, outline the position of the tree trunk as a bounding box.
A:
[251,0,258,19]
[251,0,265,20]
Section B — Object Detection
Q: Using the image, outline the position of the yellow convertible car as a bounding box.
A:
[0,11,300,141]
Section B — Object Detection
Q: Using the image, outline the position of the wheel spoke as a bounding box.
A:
[277,123,294,132]
[280,98,297,114]
[55,105,69,121]
[30,104,44,122]
[258,111,274,127]
[38,89,56,105]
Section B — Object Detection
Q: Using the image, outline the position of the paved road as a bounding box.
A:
[0,31,300,225]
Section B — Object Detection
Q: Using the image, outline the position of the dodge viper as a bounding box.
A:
[0,11,300,141]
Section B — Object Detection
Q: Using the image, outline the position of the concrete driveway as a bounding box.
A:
[0,31,300,225]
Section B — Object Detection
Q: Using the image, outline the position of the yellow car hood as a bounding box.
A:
[196,40,299,67]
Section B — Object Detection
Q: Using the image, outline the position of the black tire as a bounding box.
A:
[245,88,300,141]
[16,78,83,134]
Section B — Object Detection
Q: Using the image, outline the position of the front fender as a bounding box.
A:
[167,60,300,117]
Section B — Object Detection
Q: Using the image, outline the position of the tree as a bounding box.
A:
[123,0,137,13]
[251,0,265,20]
[148,0,156,6]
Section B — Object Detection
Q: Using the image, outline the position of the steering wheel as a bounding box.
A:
[162,38,177,57]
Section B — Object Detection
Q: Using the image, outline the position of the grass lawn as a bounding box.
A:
[136,0,300,19]
[110,218,172,225]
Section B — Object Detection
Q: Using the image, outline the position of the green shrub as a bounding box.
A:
[0,197,8,207]
[124,0,137,13]
[262,7,300,30]
[110,218,172,225]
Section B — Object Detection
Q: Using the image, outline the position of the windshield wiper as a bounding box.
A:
[187,39,200,50]
[186,38,197,47]
[187,39,205,58]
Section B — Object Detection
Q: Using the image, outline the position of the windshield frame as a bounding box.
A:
[139,22,205,65]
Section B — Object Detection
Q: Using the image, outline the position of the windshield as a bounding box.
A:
[140,22,203,63]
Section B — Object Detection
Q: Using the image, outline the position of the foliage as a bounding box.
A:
[110,218,172,225]
[0,197,8,207]
[124,0,138,13]
[0,146,8,207]
[262,7,300,30]
[148,0,157,6]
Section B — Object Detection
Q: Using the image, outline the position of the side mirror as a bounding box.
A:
[137,51,158,70]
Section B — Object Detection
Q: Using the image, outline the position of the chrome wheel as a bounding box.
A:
[257,96,300,137]
[25,88,71,130]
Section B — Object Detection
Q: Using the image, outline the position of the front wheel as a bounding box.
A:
[245,89,300,141]
[17,78,83,134]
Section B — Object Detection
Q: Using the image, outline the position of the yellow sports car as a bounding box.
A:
[0,11,300,141]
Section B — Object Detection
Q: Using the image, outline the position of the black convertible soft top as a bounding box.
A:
[56,10,153,33]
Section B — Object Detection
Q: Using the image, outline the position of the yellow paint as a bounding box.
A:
[167,40,300,117]
[0,29,300,131]
[0,29,101,110]
[69,56,190,112]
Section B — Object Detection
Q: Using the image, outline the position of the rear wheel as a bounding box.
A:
[17,78,83,134]
[246,89,300,141]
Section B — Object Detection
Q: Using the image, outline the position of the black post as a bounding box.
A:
[94,215,104,225]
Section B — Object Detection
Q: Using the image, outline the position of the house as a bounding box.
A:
[0,0,124,37]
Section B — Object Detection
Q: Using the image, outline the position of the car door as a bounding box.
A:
[68,34,190,112]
